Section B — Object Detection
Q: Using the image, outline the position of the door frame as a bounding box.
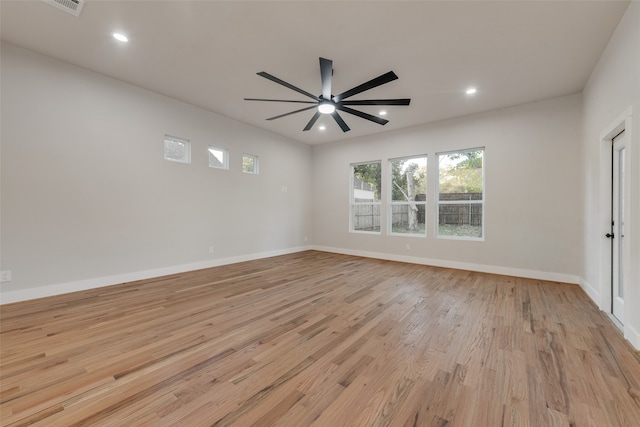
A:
[598,107,632,328]
[611,131,626,322]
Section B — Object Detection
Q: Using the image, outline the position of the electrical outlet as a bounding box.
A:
[209,246,214,254]
[281,186,288,193]
[0,271,12,283]
[304,235,308,242]
[405,244,411,251]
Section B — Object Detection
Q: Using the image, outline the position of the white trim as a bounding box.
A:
[436,200,483,205]
[436,148,485,241]
[164,134,191,164]
[242,153,259,174]
[580,279,639,351]
[578,277,601,305]
[208,145,229,170]
[5,245,634,348]
[436,234,484,242]
[350,161,383,234]
[1,246,580,305]
[599,107,631,142]
[0,246,312,305]
[598,107,633,322]
[387,155,428,237]
[349,229,382,235]
[607,313,624,332]
[312,246,580,284]
[626,324,640,350]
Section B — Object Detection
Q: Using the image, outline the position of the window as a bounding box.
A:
[389,155,427,236]
[242,154,259,174]
[437,148,484,239]
[208,146,228,170]
[164,135,191,164]
[351,161,381,233]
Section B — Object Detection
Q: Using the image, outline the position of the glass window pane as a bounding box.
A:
[164,135,190,164]
[438,149,483,197]
[242,154,258,174]
[438,203,483,238]
[438,203,482,238]
[617,147,625,299]
[208,146,228,169]
[391,156,426,201]
[389,155,427,236]
[352,203,381,232]
[391,204,426,235]
[437,148,484,239]
[351,161,381,233]
[352,162,381,201]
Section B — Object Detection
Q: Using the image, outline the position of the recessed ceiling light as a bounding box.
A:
[319,125,326,131]
[113,33,129,43]
[379,110,387,116]
[466,87,477,95]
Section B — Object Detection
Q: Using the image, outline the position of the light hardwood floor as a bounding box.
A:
[1,251,639,426]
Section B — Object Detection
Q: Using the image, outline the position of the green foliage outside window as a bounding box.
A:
[353,162,381,200]
[439,150,483,194]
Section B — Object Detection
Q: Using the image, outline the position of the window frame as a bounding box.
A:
[208,146,229,170]
[163,135,191,164]
[350,160,382,234]
[388,154,427,237]
[436,147,485,241]
[242,153,259,174]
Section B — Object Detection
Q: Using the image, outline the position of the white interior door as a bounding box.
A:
[612,130,626,322]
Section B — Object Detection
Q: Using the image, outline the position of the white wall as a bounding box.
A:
[2,4,638,352]
[581,2,640,348]
[312,94,583,282]
[0,43,312,303]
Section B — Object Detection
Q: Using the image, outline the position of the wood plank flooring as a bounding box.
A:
[1,250,639,426]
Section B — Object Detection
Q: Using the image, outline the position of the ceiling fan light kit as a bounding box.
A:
[318,102,335,114]
[245,57,410,132]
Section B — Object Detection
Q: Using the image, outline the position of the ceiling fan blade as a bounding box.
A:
[266,105,318,121]
[244,98,317,104]
[339,98,411,106]
[303,111,322,131]
[320,57,333,100]
[337,106,389,126]
[333,71,398,102]
[257,71,319,101]
[331,111,351,132]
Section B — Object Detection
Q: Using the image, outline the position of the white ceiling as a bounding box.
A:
[0,0,630,145]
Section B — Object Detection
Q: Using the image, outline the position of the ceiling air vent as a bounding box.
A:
[42,0,85,17]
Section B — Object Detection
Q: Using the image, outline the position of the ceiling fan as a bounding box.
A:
[244,57,411,132]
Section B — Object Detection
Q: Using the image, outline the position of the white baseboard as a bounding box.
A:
[311,247,638,351]
[311,246,581,284]
[3,245,638,351]
[578,277,601,304]
[1,245,578,305]
[0,246,312,305]
[626,325,640,350]
[580,280,640,351]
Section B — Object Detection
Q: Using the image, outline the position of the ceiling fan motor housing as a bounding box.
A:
[245,57,411,132]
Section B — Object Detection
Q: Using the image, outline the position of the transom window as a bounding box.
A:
[208,146,228,170]
[242,154,259,174]
[164,135,191,164]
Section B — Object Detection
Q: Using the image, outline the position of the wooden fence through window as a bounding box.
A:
[353,193,482,230]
